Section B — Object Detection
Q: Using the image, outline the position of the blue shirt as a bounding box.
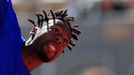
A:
[0,0,31,75]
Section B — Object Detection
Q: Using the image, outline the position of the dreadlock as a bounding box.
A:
[28,10,81,52]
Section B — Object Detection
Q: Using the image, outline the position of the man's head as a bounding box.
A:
[25,10,81,62]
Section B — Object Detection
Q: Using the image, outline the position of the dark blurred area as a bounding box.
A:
[12,0,134,75]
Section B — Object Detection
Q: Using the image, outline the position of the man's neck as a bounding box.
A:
[22,46,44,71]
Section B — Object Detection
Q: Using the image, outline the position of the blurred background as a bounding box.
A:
[12,0,134,75]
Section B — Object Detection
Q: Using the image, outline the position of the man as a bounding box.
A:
[23,10,81,71]
[0,0,80,75]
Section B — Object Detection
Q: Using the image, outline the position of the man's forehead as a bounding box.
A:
[42,19,62,27]
[39,19,64,34]
[42,19,71,35]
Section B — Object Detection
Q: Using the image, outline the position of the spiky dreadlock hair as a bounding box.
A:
[27,10,81,52]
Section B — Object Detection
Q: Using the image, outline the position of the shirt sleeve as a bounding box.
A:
[0,0,21,34]
[0,0,11,24]
[0,1,31,75]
